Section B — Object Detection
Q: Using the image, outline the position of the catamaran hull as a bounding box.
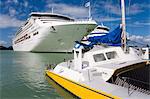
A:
[45,70,118,99]
[13,24,97,52]
[45,61,149,99]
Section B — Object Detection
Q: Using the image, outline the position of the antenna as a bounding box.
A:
[85,1,92,20]
[51,7,53,13]
[121,0,127,52]
[89,2,91,20]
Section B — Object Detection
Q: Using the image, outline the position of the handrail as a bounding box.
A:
[122,77,150,86]
[114,76,150,96]
[46,63,56,70]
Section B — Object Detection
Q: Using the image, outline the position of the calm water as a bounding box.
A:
[0,50,75,99]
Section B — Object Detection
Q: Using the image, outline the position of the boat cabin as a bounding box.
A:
[73,46,143,78]
[80,46,139,68]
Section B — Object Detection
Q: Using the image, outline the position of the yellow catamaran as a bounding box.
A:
[46,0,150,98]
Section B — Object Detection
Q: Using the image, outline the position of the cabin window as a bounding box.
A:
[93,54,106,62]
[106,51,118,59]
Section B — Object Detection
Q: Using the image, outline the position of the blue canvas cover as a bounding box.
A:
[88,25,122,46]
[74,25,122,49]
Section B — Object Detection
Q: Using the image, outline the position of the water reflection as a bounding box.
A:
[45,76,76,99]
[1,51,73,99]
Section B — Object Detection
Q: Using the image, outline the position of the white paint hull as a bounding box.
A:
[13,22,97,52]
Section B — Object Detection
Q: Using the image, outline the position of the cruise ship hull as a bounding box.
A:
[13,23,97,52]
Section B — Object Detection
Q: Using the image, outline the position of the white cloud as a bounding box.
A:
[93,15,131,22]
[5,0,18,4]
[0,40,7,46]
[128,21,150,27]
[0,14,24,28]
[24,1,28,7]
[95,1,121,16]
[13,0,18,4]
[97,17,131,22]
[100,17,120,22]
[6,0,12,4]
[127,3,144,15]
[129,35,150,45]
[134,21,150,26]
[95,1,145,16]
[103,3,120,15]
[46,3,88,19]
[9,8,16,16]
[8,34,15,39]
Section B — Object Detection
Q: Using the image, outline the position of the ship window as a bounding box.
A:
[93,53,106,62]
[33,32,38,36]
[25,36,31,39]
[96,27,109,31]
[106,51,118,60]
[24,21,28,25]
[142,50,146,54]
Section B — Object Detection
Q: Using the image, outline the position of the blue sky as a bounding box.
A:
[0,0,150,47]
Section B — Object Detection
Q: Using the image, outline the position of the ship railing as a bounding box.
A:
[114,76,150,96]
[42,19,96,24]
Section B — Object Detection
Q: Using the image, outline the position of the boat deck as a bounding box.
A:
[81,76,149,99]
[81,65,150,99]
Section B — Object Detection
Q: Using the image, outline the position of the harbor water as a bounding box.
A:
[0,50,149,99]
[0,50,75,99]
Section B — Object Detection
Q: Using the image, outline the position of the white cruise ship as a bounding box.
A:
[12,12,97,52]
